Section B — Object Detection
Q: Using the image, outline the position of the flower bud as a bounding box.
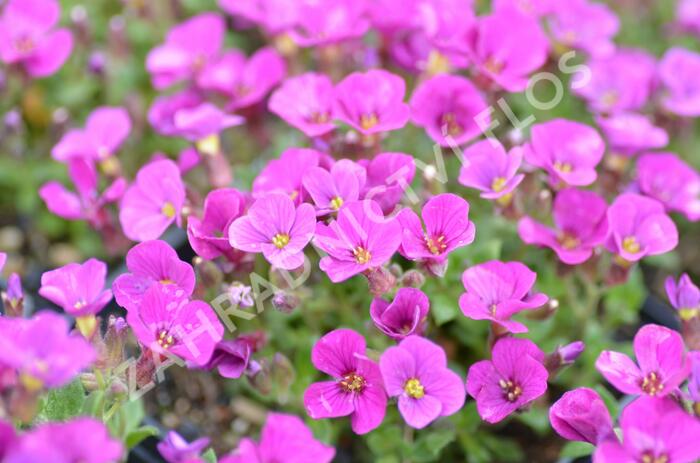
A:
[193,257,223,291]
[2,273,24,317]
[400,269,426,288]
[271,291,299,313]
[549,387,614,444]
[365,266,396,296]
[544,341,585,374]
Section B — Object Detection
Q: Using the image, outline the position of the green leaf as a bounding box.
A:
[602,267,646,325]
[37,379,85,422]
[560,441,595,459]
[125,425,159,449]
[593,384,620,419]
[431,292,459,326]
[201,448,218,463]
[410,427,457,462]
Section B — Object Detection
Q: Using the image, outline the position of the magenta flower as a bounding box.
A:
[198,47,286,110]
[158,431,210,463]
[38,258,112,317]
[218,0,300,35]
[605,193,678,262]
[595,113,668,156]
[302,161,363,215]
[303,329,387,434]
[370,288,430,340]
[548,0,619,57]
[573,49,656,114]
[127,284,224,365]
[518,188,609,265]
[524,119,605,187]
[203,339,251,379]
[187,188,247,261]
[415,0,475,56]
[466,7,549,92]
[252,148,323,203]
[410,74,489,146]
[359,152,416,213]
[0,311,95,390]
[636,153,700,222]
[596,324,690,397]
[458,140,525,201]
[397,193,476,265]
[658,47,700,117]
[334,70,410,135]
[379,336,465,429]
[493,0,553,16]
[119,159,185,242]
[289,0,368,47]
[678,0,700,36]
[466,337,548,423]
[314,200,401,282]
[459,261,548,333]
[146,13,224,90]
[222,412,335,463]
[52,107,131,162]
[688,351,700,403]
[0,253,5,273]
[0,0,73,78]
[665,274,700,320]
[229,193,316,270]
[549,388,614,444]
[268,72,336,137]
[113,240,195,311]
[593,397,700,463]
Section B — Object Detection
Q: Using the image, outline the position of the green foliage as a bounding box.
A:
[36,379,86,422]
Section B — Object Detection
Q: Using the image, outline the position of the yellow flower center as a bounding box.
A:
[339,372,366,393]
[425,234,447,255]
[195,134,220,156]
[558,232,580,250]
[440,112,463,137]
[157,330,175,349]
[309,111,330,124]
[360,113,379,130]
[499,379,523,402]
[159,279,174,285]
[272,233,290,249]
[15,36,35,53]
[76,315,97,338]
[353,246,371,264]
[553,160,573,173]
[161,202,176,219]
[20,373,44,392]
[679,308,699,321]
[601,90,619,108]
[330,196,344,210]
[427,49,451,75]
[640,371,664,396]
[641,452,669,463]
[404,378,425,399]
[622,236,641,254]
[491,177,507,193]
[484,56,504,74]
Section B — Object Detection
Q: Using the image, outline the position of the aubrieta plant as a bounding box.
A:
[1,0,700,462]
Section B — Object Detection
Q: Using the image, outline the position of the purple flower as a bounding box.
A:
[688,351,700,403]
[459,261,548,333]
[636,153,700,222]
[0,311,95,390]
[595,113,668,156]
[221,412,335,463]
[146,13,225,90]
[126,284,224,365]
[0,0,73,78]
[302,160,363,215]
[38,258,112,317]
[410,74,489,146]
[593,397,700,463]
[549,387,614,444]
[303,329,387,434]
[659,47,700,117]
[557,341,586,365]
[268,72,336,137]
[605,193,678,262]
[524,119,605,187]
[119,159,185,242]
[466,7,550,92]
[187,188,247,261]
[203,339,251,379]
[380,336,465,428]
[548,0,619,57]
[466,337,548,423]
[314,200,401,282]
[493,0,553,16]
[113,240,195,311]
[158,431,210,463]
[289,0,368,47]
[370,288,430,340]
[665,274,700,321]
[334,70,410,135]
[359,152,415,213]
[228,193,316,270]
[678,0,700,36]
[0,253,5,273]
[252,148,323,203]
[458,139,525,201]
[416,0,475,56]
[397,193,476,264]
[218,0,300,35]
[52,107,131,162]
[595,324,690,397]
[518,188,609,265]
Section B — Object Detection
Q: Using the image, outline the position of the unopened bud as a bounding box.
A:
[194,257,223,290]
[2,273,24,317]
[272,291,299,314]
[80,373,99,392]
[365,267,396,296]
[400,269,426,288]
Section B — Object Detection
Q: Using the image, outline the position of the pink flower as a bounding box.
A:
[658,47,700,117]
[458,139,525,200]
[595,113,668,156]
[677,0,700,37]
[218,0,300,35]
[605,193,678,262]
[466,337,548,423]
[636,153,700,222]
[52,107,131,162]
[252,148,323,203]
[493,0,553,16]
[416,0,475,55]
[119,159,185,242]
[370,288,430,340]
[314,200,401,282]
[549,387,614,444]
[228,193,316,270]
[302,160,363,215]
[0,0,73,78]
[524,119,605,186]
[198,47,286,110]
[146,13,225,90]
[467,7,549,92]
[158,432,210,463]
[665,274,700,320]
[359,152,415,213]
[518,188,609,265]
[303,329,387,434]
[38,258,112,317]
[202,339,251,379]
[593,397,700,463]
[380,336,465,429]
[459,260,548,333]
[397,193,476,265]
[596,324,690,397]
[268,72,336,137]
[126,284,224,365]
[334,70,410,135]
[289,0,369,47]
[222,412,335,463]
[548,0,619,57]
[410,74,489,146]
[113,240,195,311]
[187,188,247,261]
